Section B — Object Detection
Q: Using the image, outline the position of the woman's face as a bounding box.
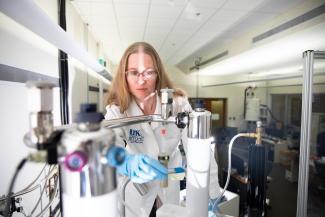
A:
[126,52,157,100]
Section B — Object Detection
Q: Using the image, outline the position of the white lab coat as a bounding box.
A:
[105,94,221,217]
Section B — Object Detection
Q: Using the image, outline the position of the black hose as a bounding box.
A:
[260,104,281,123]
[244,86,252,119]
[59,0,69,125]
[4,159,27,217]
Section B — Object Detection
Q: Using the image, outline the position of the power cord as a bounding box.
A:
[4,159,27,217]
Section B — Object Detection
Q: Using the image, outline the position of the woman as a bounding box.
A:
[105,42,221,216]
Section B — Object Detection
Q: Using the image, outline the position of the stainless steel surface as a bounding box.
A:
[161,104,173,120]
[203,71,325,87]
[194,108,205,112]
[133,183,149,196]
[59,127,117,198]
[119,176,130,216]
[188,110,212,139]
[314,51,325,59]
[78,123,100,132]
[53,115,177,132]
[101,115,152,128]
[297,50,314,217]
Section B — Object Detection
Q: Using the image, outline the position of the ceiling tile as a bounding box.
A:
[187,0,227,9]
[151,0,188,6]
[169,28,197,37]
[240,11,279,24]
[120,34,143,41]
[146,18,177,28]
[117,17,147,27]
[164,35,191,45]
[112,0,150,4]
[75,2,91,15]
[91,26,119,34]
[180,6,217,20]
[187,35,213,43]
[217,31,244,39]
[256,0,305,13]
[229,22,259,33]
[210,9,249,23]
[193,29,223,38]
[145,27,171,36]
[99,33,120,41]
[143,35,166,43]
[75,0,112,2]
[119,26,145,34]
[114,3,149,17]
[149,5,184,18]
[200,21,232,31]
[88,16,117,26]
[102,38,121,45]
[222,0,267,11]
[174,19,206,30]
[122,40,139,48]
[91,2,115,16]
[84,15,93,25]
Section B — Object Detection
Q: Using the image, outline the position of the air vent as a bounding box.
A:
[190,50,228,71]
[0,64,59,86]
[252,3,325,43]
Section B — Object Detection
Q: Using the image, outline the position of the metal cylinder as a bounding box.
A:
[158,153,169,188]
[133,183,149,196]
[188,110,211,139]
[59,127,117,198]
[161,88,174,120]
[26,80,56,149]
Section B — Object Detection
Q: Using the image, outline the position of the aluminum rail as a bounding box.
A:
[313,51,325,59]
[255,82,325,88]
[297,50,315,217]
[118,168,186,216]
[202,71,325,87]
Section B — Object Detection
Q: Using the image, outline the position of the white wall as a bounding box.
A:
[166,66,267,131]
[0,1,112,216]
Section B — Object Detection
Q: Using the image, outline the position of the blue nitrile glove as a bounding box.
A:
[117,153,168,184]
[209,198,220,212]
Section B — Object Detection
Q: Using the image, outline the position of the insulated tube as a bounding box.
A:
[211,134,246,213]
[186,138,211,217]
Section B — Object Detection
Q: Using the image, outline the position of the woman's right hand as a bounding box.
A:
[117,153,168,184]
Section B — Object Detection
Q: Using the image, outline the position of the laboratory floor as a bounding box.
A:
[266,163,298,217]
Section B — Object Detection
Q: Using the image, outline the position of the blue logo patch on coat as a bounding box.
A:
[129,129,144,143]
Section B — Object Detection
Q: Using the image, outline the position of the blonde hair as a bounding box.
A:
[105,42,187,114]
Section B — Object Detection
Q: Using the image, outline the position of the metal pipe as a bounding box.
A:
[297,50,314,217]
[118,167,186,216]
[314,51,325,59]
[202,71,325,87]
[52,115,176,132]
[256,82,325,88]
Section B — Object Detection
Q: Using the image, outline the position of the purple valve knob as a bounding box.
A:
[64,151,87,172]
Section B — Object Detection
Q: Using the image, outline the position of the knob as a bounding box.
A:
[64,151,87,172]
[106,147,126,167]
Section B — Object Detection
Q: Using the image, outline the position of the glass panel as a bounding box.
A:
[307,69,325,216]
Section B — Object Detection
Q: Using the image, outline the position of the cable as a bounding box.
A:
[260,104,281,122]
[118,194,139,217]
[17,164,47,194]
[211,134,246,213]
[4,158,27,217]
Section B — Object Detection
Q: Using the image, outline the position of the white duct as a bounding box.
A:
[0,0,112,81]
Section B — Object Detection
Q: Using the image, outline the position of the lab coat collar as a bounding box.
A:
[126,92,160,135]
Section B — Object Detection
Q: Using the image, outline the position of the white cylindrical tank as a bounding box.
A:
[186,138,210,217]
[245,98,260,121]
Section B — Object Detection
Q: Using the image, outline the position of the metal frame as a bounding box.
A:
[297,50,325,217]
